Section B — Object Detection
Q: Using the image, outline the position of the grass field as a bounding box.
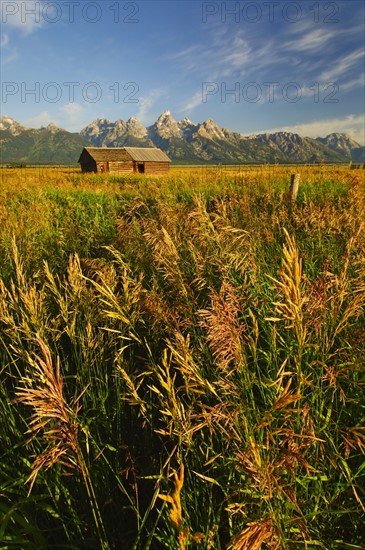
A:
[0,165,364,549]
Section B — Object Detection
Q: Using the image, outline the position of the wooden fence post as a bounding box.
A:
[289,173,300,205]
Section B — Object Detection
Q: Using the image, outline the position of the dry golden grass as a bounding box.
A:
[15,337,82,492]
[0,164,364,548]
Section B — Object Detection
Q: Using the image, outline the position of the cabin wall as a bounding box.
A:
[79,150,97,173]
[81,160,170,174]
[80,159,97,173]
[142,162,170,174]
[108,161,134,173]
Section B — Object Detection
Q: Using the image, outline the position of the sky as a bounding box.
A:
[1,0,364,143]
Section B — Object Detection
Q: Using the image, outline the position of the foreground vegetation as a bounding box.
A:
[0,165,364,549]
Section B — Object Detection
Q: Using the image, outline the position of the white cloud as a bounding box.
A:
[58,102,86,130]
[134,89,167,124]
[22,103,87,131]
[254,114,365,145]
[1,33,9,47]
[1,0,48,34]
[24,111,53,128]
[0,32,18,64]
[59,102,84,117]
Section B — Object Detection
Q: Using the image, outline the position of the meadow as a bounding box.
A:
[0,165,364,549]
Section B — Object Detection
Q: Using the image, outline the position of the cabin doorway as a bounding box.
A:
[137,163,145,173]
[98,162,108,173]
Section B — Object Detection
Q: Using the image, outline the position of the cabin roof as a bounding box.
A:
[80,147,170,163]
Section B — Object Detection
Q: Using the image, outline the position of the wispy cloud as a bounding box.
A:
[168,12,362,86]
[166,12,364,120]
[166,30,254,80]
[319,49,365,82]
[182,91,204,113]
[283,27,337,52]
[134,88,167,124]
[340,74,365,92]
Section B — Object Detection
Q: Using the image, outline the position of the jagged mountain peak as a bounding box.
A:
[80,116,150,146]
[150,111,182,139]
[114,119,127,129]
[198,118,226,140]
[317,132,363,161]
[320,132,361,147]
[179,117,194,125]
[0,115,26,135]
[324,131,353,139]
[93,117,112,126]
[126,116,144,126]
[81,118,113,134]
[270,131,299,138]
[156,110,181,127]
[155,110,177,124]
[80,118,117,144]
[125,117,147,138]
[159,109,172,118]
[45,122,59,132]
[0,115,19,125]
[204,117,217,125]
[326,132,347,138]
[178,117,198,139]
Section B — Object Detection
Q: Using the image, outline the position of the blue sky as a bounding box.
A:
[1,0,364,143]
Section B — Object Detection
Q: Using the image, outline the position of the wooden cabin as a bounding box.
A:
[78,147,171,174]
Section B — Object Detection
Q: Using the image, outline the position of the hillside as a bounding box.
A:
[0,117,91,164]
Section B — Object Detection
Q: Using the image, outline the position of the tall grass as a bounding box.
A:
[0,165,364,548]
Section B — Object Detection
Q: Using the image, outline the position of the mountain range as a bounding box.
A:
[1,112,364,165]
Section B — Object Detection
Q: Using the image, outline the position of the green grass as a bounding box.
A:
[0,166,364,549]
